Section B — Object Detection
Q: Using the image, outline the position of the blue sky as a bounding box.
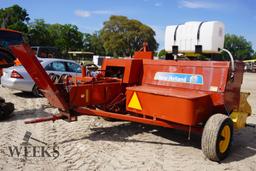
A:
[1,0,256,50]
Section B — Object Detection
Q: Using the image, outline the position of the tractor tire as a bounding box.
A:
[0,102,14,120]
[201,114,233,162]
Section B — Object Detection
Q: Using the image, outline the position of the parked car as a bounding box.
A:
[1,58,82,96]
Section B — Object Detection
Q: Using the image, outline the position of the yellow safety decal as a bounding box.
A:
[128,92,142,110]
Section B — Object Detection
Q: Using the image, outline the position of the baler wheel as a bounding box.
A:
[201,114,233,162]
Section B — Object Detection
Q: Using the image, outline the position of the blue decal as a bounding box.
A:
[154,72,203,85]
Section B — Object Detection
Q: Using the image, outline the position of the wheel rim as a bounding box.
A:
[219,125,231,153]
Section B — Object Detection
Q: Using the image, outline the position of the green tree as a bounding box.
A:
[158,49,166,59]
[28,19,52,46]
[48,23,66,51]
[0,4,30,33]
[224,34,254,60]
[253,51,256,59]
[28,21,84,54]
[100,15,158,57]
[83,32,106,55]
[83,33,92,51]
[57,24,83,53]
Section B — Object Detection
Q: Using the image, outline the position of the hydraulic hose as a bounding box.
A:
[219,48,235,79]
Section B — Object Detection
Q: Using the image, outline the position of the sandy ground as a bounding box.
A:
[0,73,255,171]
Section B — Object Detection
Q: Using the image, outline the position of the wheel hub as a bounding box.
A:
[219,125,231,153]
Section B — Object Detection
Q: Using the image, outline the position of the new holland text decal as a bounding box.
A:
[154,72,204,85]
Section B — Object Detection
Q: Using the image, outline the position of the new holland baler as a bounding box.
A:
[0,21,252,162]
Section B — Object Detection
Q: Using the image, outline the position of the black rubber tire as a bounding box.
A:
[32,85,43,97]
[0,97,5,103]
[201,114,233,162]
[0,102,14,120]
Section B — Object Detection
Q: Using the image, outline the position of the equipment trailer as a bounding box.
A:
[0,21,252,161]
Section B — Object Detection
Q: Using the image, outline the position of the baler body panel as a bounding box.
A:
[69,82,122,108]
[125,59,241,126]
[101,58,143,84]
[126,86,213,126]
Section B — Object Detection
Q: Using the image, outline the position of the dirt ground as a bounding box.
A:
[0,73,255,171]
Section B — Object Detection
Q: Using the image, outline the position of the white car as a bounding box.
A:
[1,58,82,96]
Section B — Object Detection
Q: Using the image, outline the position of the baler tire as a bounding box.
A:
[201,114,233,162]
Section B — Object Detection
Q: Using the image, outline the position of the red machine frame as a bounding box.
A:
[1,28,250,161]
[7,42,243,136]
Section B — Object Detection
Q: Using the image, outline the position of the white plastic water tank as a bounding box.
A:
[165,21,224,54]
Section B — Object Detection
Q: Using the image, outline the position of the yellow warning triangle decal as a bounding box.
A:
[128,92,142,110]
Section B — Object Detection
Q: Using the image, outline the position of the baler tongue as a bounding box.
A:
[24,114,64,124]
